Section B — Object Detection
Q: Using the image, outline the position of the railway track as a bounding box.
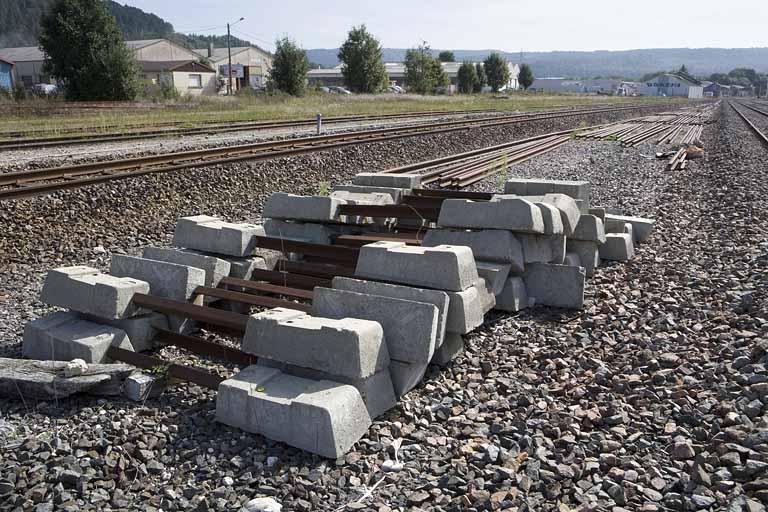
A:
[0,103,667,201]
[730,101,768,146]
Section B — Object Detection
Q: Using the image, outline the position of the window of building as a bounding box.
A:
[188,74,203,89]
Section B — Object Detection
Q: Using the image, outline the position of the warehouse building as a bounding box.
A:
[139,60,217,96]
[193,45,273,90]
[0,57,14,91]
[308,61,520,92]
[530,78,632,95]
[636,73,704,99]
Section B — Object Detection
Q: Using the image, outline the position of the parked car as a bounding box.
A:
[329,86,352,95]
[388,85,405,94]
[319,86,331,93]
[32,83,58,95]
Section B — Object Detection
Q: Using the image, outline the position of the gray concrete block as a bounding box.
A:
[353,173,421,189]
[313,287,438,364]
[551,234,566,265]
[263,193,345,222]
[40,266,149,320]
[475,261,512,295]
[173,215,263,257]
[566,239,600,277]
[588,207,606,223]
[564,252,582,267]
[421,229,524,271]
[23,311,134,363]
[446,281,495,334]
[331,184,408,203]
[124,373,157,401]
[523,263,585,309]
[495,277,529,312]
[260,359,396,418]
[224,255,271,278]
[388,360,426,397]
[242,308,388,379]
[110,255,205,301]
[504,178,590,204]
[355,241,479,292]
[331,277,449,349]
[264,219,344,245]
[216,365,371,458]
[542,194,581,236]
[330,190,394,224]
[599,233,635,261]
[438,196,545,233]
[81,312,167,352]
[518,234,565,264]
[570,215,606,243]
[604,214,655,242]
[535,202,564,235]
[143,247,231,289]
[431,333,464,366]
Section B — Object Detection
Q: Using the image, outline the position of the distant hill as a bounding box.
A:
[307,47,768,80]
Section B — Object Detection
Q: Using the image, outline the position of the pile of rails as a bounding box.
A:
[17,172,655,458]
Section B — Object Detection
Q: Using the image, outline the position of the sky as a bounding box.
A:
[122,0,768,53]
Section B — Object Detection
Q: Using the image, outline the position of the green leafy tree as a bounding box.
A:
[457,62,478,94]
[474,63,486,92]
[438,51,455,62]
[518,63,534,90]
[39,0,138,100]
[337,25,388,93]
[269,37,310,96]
[483,52,511,92]
[404,43,448,94]
[678,64,688,74]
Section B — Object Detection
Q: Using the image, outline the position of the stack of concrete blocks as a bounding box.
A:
[332,173,422,205]
[432,191,587,311]
[601,213,655,261]
[22,266,163,363]
[217,308,391,458]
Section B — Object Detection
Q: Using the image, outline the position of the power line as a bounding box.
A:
[231,28,275,48]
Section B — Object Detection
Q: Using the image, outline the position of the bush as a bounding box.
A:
[483,53,510,92]
[338,25,388,93]
[269,37,310,96]
[457,62,478,94]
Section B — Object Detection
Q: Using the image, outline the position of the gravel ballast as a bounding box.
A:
[1,102,767,511]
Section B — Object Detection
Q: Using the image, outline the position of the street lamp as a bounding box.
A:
[227,17,245,95]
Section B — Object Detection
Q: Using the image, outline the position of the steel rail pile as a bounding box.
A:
[0,104,654,201]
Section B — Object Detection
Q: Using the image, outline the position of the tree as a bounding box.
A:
[679,64,688,74]
[457,62,478,94]
[483,53,510,92]
[518,63,534,90]
[474,63,486,93]
[404,43,448,94]
[438,51,455,62]
[39,0,138,100]
[269,37,310,96]
[337,25,388,93]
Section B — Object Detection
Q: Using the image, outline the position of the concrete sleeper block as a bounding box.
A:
[263,193,345,222]
[110,255,205,302]
[437,196,545,233]
[242,308,389,380]
[570,215,606,243]
[355,241,479,292]
[504,178,590,204]
[421,229,524,271]
[216,365,372,458]
[475,261,512,295]
[494,277,529,312]
[564,252,582,268]
[40,266,149,320]
[353,173,421,189]
[542,193,581,236]
[142,247,231,289]
[604,214,655,243]
[523,263,585,310]
[535,202,564,235]
[264,219,346,245]
[431,333,465,366]
[331,184,409,203]
[173,215,263,257]
[566,239,600,277]
[446,281,495,334]
[600,233,635,261]
[312,288,438,364]
[81,312,168,352]
[388,360,427,397]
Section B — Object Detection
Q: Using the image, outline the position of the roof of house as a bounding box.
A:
[139,60,215,73]
[192,46,272,62]
[0,39,201,63]
[646,72,702,87]
[0,56,14,66]
[126,39,167,50]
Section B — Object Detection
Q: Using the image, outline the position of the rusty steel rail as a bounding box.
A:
[731,102,768,147]
[106,346,225,390]
[155,329,256,366]
[131,293,249,334]
[219,277,315,300]
[0,103,660,201]
[193,285,313,313]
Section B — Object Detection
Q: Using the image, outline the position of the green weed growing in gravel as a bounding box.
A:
[317,181,330,196]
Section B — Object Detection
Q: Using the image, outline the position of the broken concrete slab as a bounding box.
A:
[216,365,371,458]
[313,287,438,364]
[446,281,495,334]
[600,233,635,261]
[388,360,426,397]
[566,239,600,277]
[475,261,512,295]
[331,277,449,348]
[353,173,421,189]
[332,184,408,203]
[431,333,464,366]
[542,194,581,236]
[81,312,167,352]
[23,311,134,363]
[0,357,135,400]
[40,266,149,320]
[495,276,529,312]
[242,308,389,380]
[143,247,230,289]
[111,255,205,302]
[523,263,585,309]
[263,193,346,222]
[535,202,564,235]
[421,229,524,271]
[570,214,606,243]
[355,241,479,292]
[173,215,263,257]
[604,214,655,243]
[437,196,545,233]
[504,178,590,204]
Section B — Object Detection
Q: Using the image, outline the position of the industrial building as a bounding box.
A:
[636,73,704,99]
[139,60,217,96]
[0,57,14,91]
[308,61,520,92]
[193,45,273,90]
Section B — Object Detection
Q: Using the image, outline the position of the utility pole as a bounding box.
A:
[227,17,245,96]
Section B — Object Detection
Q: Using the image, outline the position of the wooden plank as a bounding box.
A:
[155,329,256,366]
[131,293,248,334]
[194,286,312,312]
[106,347,224,390]
[219,277,314,299]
